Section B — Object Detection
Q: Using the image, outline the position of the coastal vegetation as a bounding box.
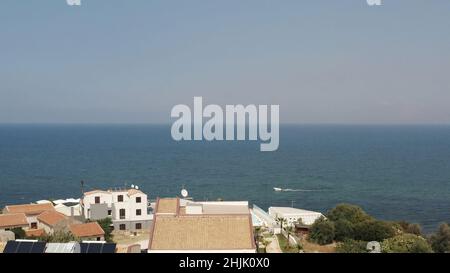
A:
[309,203,449,253]
[429,223,450,253]
[95,218,114,243]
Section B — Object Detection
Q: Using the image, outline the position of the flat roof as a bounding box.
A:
[269,207,323,215]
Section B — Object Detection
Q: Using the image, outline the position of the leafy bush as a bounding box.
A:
[381,234,433,253]
[429,223,450,253]
[309,216,335,245]
[353,220,395,242]
[336,239,368,253]
[395,221,422,236]
[11,227,26,239]
[334,219,355,241]
[39,231,79,243]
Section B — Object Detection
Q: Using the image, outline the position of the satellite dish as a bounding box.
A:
[131,184,135,189]
[181,189,188,198]
[135,186,139,190]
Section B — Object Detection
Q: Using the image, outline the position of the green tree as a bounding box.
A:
[381,234,433,253]
[276,216,287,231]
[284,225,294,246]
[11,227,26,239]
[309,216,335,245]
[334,219,355,241]
[353,220,395,242]
[327,204,372,224]
[429,223,450,253]
[336,239,368,253]
[96,218,114,242]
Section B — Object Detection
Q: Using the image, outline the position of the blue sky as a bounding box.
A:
[1,0,450,124]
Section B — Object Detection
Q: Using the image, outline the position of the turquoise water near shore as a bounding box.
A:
[0,124,449,232]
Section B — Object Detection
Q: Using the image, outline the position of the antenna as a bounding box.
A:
[291,200,295,208]
[80,180,85,196]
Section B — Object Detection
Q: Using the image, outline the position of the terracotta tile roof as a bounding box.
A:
[25,229,45,237]
[37,211,67,226]
[155,198,179,214]
[4,203,55,215]
[0,213,28,228]
[149,215,255,251]
[70,222,104,238]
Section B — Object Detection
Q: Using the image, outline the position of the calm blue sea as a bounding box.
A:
[0,124,449,232]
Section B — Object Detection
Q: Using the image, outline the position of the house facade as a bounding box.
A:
[69,222,105,241]
[81,188,152,232]
[3,203,55,229]
[0,213,29,232]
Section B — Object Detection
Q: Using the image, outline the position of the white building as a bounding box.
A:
[251,205,281,234]
[268,207,324,227]
[81,188,152,232]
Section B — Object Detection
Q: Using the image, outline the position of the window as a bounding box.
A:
[95,196,100,204]
[96,237,101,241]
[136,197,141,203]
[136,209,141,216]
[135,223,142,230]
[119,224,126,230]
[119,209,126,219]
[31,222,38,229]
[118,195,123,202]
[108,210,112,216]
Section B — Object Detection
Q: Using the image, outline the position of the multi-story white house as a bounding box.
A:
[81,188,153,232]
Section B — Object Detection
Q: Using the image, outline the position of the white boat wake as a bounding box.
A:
[273,187,325,192]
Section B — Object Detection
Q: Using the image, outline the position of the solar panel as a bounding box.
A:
[79,243,116,253]
[87,243,102,253]
[80,243,89,253]
[17,242,33,253]
[101,243,116,253]
[30,242,46,253]
[3,241,19,253]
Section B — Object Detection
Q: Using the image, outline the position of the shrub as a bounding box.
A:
[11,227,26,239]
[395,221,422,236]
[354,220,395,242]
[309,216,335,245]
[334,219,355,241]
[429,223,450,253]
[381,234,433,253]
[39,231,78,243]
[336,239,368,253]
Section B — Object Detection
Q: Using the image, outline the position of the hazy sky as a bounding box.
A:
[1,0,449,124]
